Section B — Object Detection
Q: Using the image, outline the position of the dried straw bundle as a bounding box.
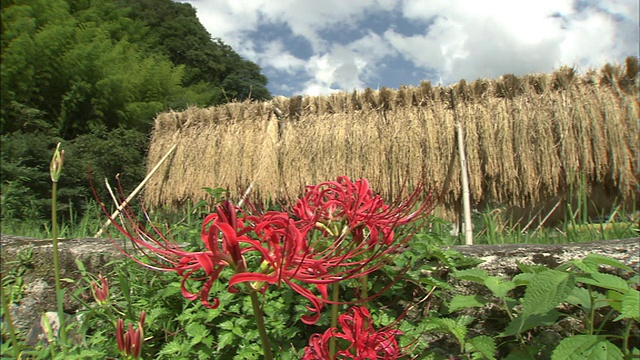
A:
[144,59,639,218]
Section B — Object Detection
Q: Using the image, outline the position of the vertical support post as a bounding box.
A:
[451,89,474,245]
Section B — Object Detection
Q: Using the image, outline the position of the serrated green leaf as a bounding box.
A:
[484,277,516,298]
[522,270,573,318]
[567,259,599,274]
[186,322,209,345]
[575,272,629,293]
[516,262,549,274]
[217,331,235,351]
[582,254,632,272]
[448,295,487,313]
[218,320,235,331]
[607,290,623,312]
[615,288,639,321]
[420,276,453,290]
[161,283,181,298]
[565,286,589,305]
[158,340,186,356]
[513,272,535,285]
[467,335,497,360]
[551,335,623,360]
[500,310,561,337]
[454,268,489,283]
[427,318,468,347]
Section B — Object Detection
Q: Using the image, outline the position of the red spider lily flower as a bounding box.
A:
[229,211,330,324]
[116,311,146,359]
[229,177,435,324]
[97,192,257,309]
[91,274,110,305]
[293,176,434,245]
[303,307,404,360]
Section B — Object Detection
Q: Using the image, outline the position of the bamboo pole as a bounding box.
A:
[531,199,563,235]
[451,89,474,245]
[94,143,177,237]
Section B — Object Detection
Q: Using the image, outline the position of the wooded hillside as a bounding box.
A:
[1,0,271,223]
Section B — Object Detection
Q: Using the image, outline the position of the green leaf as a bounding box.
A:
[575,273,629,293]
[484,277,516,298]
[500,310,561,337]
[218,320,235,331]
[565,258,599,274]
[453,268,489,283]
[551,335,623,360]
[448,295,487,313]
[74,259,86,274]
[426,317,469,348]
[565,287,592,309]
[186,322,209,345]
[217,331,235,351]
[504,348,537,360]
[512,272,535,285]
[607,290,624,312]
[158,340,186,357]
[582,254,632,272]
[467,335,497,360]
[615,288,639,321]
[521,270,574,318]
[516,262,549,274]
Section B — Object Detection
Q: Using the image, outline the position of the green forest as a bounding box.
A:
[1,0,272,226]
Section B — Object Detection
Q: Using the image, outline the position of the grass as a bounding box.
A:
[1,198,636,246]
[1,199,104,239]
[1,192,637,359]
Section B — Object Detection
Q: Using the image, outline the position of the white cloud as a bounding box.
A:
[181,0,639,95]
[388,0,637,83]
[256,41,307,74]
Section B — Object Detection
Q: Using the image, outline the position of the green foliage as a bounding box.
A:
[443,252,639,359]
[551,335,624,360]
[2,222,637,359]
[1,0,271,228]
[120,0,271,103]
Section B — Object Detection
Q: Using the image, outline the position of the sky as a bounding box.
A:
[180,0,639,97]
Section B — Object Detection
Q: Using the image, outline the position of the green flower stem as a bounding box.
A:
[622,320,632,356]
[51,181,68,350]
[359,275,368,305]
[329,282,340,359]
[247,287,273,360]
[0,280,22,357]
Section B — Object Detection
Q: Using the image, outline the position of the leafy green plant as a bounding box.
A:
[445,254,639,359]
[1,246,33,304]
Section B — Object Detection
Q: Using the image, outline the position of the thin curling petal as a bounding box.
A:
[93,177,250,310]
[232,176,434,324]
[303,306,404,360]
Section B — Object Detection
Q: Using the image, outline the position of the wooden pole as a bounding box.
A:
[94,143,177,237]
[451,89,474,245]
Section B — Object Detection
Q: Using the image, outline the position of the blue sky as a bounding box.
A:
[181,0,639,97]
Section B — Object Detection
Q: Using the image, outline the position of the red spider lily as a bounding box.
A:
[229,177,435,324]
[98,194,257,309]
[229,211,330,324]
[292,176,434,245]
[116,311,146,359]
[91,274,110,304]
[303,307,404,360]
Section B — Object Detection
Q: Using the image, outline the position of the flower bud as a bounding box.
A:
[90,275,110,305]
[50,142,64,182]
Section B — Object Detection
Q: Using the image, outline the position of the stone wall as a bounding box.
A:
[1,234,638,347]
